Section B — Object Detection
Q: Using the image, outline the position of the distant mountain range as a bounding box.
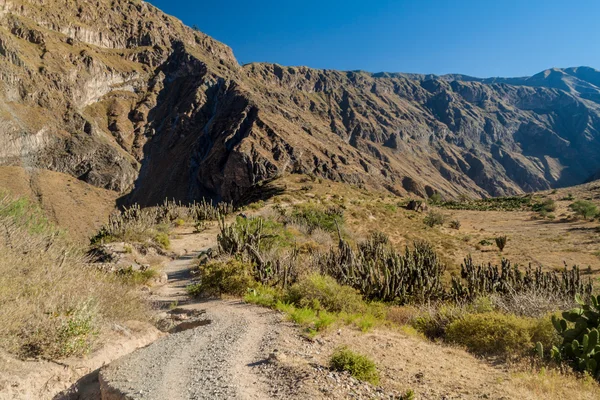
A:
[1,0,600,208]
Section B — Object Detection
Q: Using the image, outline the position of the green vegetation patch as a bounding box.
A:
[329,346,380,385]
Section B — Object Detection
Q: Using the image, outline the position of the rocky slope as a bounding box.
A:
[1,0,600,209]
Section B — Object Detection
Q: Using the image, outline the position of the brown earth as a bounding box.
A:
[0,166,118,240]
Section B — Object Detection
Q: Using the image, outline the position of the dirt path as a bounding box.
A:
[99,227,279,400]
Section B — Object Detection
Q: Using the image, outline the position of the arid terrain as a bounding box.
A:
[2,0,600,399]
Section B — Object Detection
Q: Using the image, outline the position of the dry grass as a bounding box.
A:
[511,367,600,400]
[0,195,149,359]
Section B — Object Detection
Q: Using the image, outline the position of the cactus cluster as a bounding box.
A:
[451,256,593,302]
[547,294,600,379]
[322,232,446,304]
[217,216,296,287]
[156,199,233,223]
[91,200,232,244]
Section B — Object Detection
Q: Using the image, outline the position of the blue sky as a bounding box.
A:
[148,0,599,78]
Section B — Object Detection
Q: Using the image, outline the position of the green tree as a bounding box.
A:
[570,200,598,220]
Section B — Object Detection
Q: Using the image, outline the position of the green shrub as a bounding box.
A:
[154,232,170,249]
[286,274,366,313]
[570,200,599,220]
[187,260,255,297]
[533,198,556,214]
[288,203,344,232]
[116,267,158,286]
[330,346,380,385]
[244,285,282,307]
[439,196,532,212]
[424,211,445,227]
[411,304,467,339]
[428,192,443,205]
[446,312,555,357]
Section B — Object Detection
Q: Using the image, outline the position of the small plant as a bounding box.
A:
[154,232,171,249]
[116,267,157,285]
[495,235,507,252]
[424,211,445,227]
[449,219,461,230]
[329,346,380,385]
[570,200,598,220]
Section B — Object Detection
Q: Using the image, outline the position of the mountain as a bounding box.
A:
[2,0,600,212]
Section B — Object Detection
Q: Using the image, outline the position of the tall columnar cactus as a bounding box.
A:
[547,294,600,379]
[323,232,446,304]
[450,256,592,302]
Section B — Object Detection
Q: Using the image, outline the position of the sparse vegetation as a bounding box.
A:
[329,346,380,385]
[449,219,461,230]
[0,195,149,359]
[424,211,445,227]
[91,199,232,246]
[439,195,533,211]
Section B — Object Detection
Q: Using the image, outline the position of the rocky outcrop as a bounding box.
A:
[2,0,600,207]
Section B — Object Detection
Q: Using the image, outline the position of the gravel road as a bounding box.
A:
[100,300,279,400]
[99,228,280,400]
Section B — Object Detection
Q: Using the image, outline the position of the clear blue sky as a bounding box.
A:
[148,0,599,78]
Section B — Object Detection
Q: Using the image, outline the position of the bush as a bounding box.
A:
[154,232,171,249]
[533,198,556,214]
[330,346,380,385]
[288,203,344,233]
[449,219,461,230]
[570,200,598,220]
[495,235,507,251]
[286,274,366,313]
[446,312,555,358]
[411,304,470,339]
[116,267,158,285]
[187,260,255,297]
[424,211,445,227]
[428,192,443,205]
[244,285,282,307]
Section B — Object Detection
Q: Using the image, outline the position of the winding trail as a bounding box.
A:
[99,227,279,400]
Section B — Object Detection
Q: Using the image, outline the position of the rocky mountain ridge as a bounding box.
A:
[1,0,600,208]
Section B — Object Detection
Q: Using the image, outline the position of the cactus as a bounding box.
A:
[546,294,600,380]
[450,256,592,302]
[322,232,446,304]
[217,216,296,287]
[495,235,507,251]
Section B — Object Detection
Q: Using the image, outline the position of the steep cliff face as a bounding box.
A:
[1,0,600,207]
